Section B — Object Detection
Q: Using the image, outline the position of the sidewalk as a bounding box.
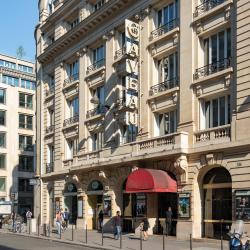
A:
[0,226,229,250]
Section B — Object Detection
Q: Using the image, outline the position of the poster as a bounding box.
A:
[55,197,60,215]
[77,198,83,218]
[136,193,146,217]
[103,195,111,217]
[178,193,190,218]
[235,190,250,220]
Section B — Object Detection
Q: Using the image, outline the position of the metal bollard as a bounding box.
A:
[163,234,165,250]
[120,229,122,249]
[72,223,74,241]
[220,220,223,250]
[140,229,143,250]
[190,234,192,250]
[85,224,88,244]
[29,220,31,234]
[102,227,104,246]
[60,222,62,239]
[37,222,39,236]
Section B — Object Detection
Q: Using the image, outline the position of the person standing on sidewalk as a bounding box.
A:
[26,209,32,233]
[114,211,121,240]
[56,211,62,235]
[63,208,69,228]
[98,210,104,231]
[165,206,173,236]
[142,218,149,241]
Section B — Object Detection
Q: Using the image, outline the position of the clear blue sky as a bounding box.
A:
[0,0,38,62]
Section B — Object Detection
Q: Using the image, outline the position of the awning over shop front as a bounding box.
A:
[125,169,177,193]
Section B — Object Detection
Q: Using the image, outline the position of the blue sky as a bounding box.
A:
[0,0,38,62]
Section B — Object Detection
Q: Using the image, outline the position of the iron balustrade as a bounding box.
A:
[46,163,54,173]
[149,78,179,96]
[64,73,79,86]
[63,115,79,127]
[19,144,33,152]
[114,46,126,60]
[86,105,106,119]
[45,125,55,134]
[151,19,178,40]
[46,87,55,96]
[194,58,231,80]
[194,0,225,17]
[86,59,105,74]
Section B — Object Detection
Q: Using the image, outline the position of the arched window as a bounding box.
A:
[87,180,103,191]
[65,183,77,193]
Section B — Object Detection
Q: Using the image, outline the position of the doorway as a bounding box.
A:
[202,167,232,239]
[64,183,78,224]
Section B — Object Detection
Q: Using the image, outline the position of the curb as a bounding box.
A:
[0,231,113,250]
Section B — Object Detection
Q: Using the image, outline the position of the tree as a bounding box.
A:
[16,46,26,59]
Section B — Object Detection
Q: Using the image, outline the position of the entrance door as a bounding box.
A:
[203,167,232,239]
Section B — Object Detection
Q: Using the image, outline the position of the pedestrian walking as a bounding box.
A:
[141,218,149,240]
[98,210,104,231]
[56,211,62,235]
[63,208,69,228]
[165,206,173,236]
[26,209,32,232]
[114,211,121,240]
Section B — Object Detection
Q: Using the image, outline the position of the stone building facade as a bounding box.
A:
[36,0,250,239]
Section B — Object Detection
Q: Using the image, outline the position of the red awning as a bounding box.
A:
[125,169,177,193]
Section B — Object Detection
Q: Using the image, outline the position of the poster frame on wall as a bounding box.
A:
[77,197,83,218]
[178,193,191,219]
[235,189,250,221]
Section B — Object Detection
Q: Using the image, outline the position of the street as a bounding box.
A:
[0,234,93,250]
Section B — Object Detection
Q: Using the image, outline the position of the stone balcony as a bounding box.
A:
[45,162,54,174]
[45,125,55,137]
[194,124,231,146]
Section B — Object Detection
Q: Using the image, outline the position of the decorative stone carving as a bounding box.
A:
[134,6,152,21]
[224,6,231,20]
[174,154,188,184]
[200,152,224,167]
[196,22,203,34]
[151,44,157,56]
[224,75,232,88]
[172,92,178,104]
[149,100,156,111]
[173,33,179,46]
[60,61,64,68]
[196,85,202,97]
[102,34,109,41]
[99,171,107,179]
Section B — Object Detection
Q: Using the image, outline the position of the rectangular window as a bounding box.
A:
[0,110,5,126]
[2,75,19,86]
[92,132,103,151]
[19,135,33,151]
[93,45,105,63]
[121,125,137,144]
[69,97,79,117]
[20,79,36,90]
[19,93,33,109]
[66,139,78,159]
[19,114,33,129]
[66,60,79,77]
[0,60,16,69]
[157,1,177,27]
[19,156,34,172]
[0,89,6,104]
[18,178,33,192]
[0,177,6,191]
[18,65,33,73]
[157,110,177,136]
[203,95,231,129]
[0,154,6,169]
[0,133,6,148]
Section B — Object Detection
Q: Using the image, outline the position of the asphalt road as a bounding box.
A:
[0,234,94,250]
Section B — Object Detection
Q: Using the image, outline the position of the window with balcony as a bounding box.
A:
[195,29,231,79]
[19,135,33,151]
[19,93,33,109]
[200,95,231,129]
[69,97,79,117]
[19,156,34,172]
[92,132,103,151]
[19,114,33,129]
[121,124,137,144]
[0,177,6,192]
[88,86,105,118]
[115,32,126,59]
[18,178,33,192]
[65,60,79,84]
[0,89,6,104]
[0,133,6,148]
[0,154,6,169]
[48,145,55,163]
[0,110,6,126]
[156,110,177,136]
[152,1,178,38]
[194,0,225,17]
[88,45,105,73]
[66,139,78,159]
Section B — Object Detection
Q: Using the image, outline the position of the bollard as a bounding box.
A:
[37,222,39,236]
[220,220,223,250]
[72,223,74,241]
[120,229,122,249]
[163,234,165,250]
[85,224,88,244]
[29,220,31,234]
[48,223,51,237]
[190,234,192,250]
[140,229,143,250]
[102,227,104,246]
[60,222,62,239]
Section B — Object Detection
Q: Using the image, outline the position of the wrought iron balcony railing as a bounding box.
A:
[45,125,55,134]
[63,115,79,127]
[194,0,225,17]
[114,46,126,60]
[194,58,231,80]
[46,163,54,173]
[86,59,105,74]
[149,78,179,96]
[151,19,178,40]
[19,144,33,152]
[86,105,106,119]
[63,73,79,86]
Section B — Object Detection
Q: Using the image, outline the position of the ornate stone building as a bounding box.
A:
[36,0,250,239]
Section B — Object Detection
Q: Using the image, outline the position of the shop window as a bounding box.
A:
[0,110,6,126]
[0,177,6,192]
[200,95,231,129]
[0,89,6,104]
[156,110,177,136]
[18,156,34,172]
[0,154,6,169]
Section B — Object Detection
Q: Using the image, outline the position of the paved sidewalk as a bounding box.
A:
[0,227,229,250]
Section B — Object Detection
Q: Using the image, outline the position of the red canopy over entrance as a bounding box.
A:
[125,169,177,193]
